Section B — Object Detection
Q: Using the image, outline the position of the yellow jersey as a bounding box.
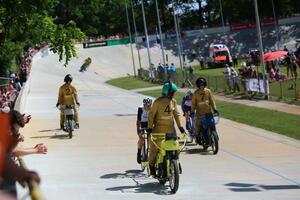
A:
[57,83,78,105]
[148,96,182,133]
[191,88,216,116]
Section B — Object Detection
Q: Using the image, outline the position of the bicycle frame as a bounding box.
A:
[150,133,187,177]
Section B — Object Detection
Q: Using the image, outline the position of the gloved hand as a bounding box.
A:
[56,103,60,108]
[76,102,80,107]
[213,109,219,114]
[179,127,185,133]
[146,128,153,134]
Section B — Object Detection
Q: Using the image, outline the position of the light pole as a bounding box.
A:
[218,0,225,34]
[254,0,268,99]
[141,0,152,69]
[172,0,185,83]
[125,0,136,77]
[130,0,142,71]
[271,0,280,50]
[154,0,166,66]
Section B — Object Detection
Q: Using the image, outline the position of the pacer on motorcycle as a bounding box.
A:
[56,74,80,130]
[147,81,185,177]
[191,77,218,143]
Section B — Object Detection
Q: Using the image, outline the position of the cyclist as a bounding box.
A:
[56,74,80,130]
[136,97,152,164]
[181,90,193,132]
[80,57,92,72]
[147,81,185,177]
[191,77,218,144]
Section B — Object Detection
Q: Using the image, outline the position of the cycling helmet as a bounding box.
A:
[64,74,73,83]
[196,77,207,88]
[186,90,193,96]
[143,97,152,105]
[162,81,177,96]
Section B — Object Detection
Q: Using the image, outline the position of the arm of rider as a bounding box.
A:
[172,99,183,131]
[147,101,157,132]
[208,90,217,113]
[12,143,48,156]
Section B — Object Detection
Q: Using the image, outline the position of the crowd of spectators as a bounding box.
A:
[0,48,35,112]
[86,33,129,42]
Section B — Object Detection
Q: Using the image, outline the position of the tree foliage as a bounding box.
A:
[0,0,84,75]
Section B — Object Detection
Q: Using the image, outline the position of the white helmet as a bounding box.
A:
[143,98,152,105]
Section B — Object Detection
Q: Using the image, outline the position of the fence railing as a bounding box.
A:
[137,68,300,101]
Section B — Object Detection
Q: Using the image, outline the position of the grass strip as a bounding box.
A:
[106,76,159,90]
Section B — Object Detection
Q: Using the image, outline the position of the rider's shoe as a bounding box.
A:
[137,153,141,164]
[74,123,80,129]
[60,124,64,130]
[150,165,157,178]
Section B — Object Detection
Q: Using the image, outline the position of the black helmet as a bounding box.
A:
[64,74,73,83]
[196,77,207,88]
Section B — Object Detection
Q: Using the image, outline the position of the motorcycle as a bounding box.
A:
[196,112,220,154]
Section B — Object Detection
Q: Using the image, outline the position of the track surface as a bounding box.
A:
[19,45,300,200]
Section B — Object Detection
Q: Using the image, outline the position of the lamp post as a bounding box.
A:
[125,0,136,77]
[254,0,268,99]
[271,0,280,50]
[141,0,152,69]
[130,0,142,71]
[172,0,185,83]
[218,0,225,34]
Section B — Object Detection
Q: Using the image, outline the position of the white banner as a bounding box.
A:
[246,78,269,94]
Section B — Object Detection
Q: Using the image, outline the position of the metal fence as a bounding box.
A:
[137,68,300,101]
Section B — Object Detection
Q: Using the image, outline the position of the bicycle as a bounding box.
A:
[186,112,195,143]
[148,132,188,194]
[139,128,149,174]
[196,112,220,154]
[58,105,76,139]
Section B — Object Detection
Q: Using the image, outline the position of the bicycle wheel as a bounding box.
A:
[140,145,146,172]
[210,130,219,155]
[169,160,179,194]
[67,119,73,139]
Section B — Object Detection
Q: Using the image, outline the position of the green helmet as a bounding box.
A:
[162,82,177,96]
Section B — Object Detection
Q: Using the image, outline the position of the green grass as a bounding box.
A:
[139,90,300,140]
[106,76,159,90]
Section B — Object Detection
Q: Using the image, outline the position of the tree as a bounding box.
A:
[0,0,84,75]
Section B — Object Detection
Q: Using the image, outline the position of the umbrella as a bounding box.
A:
[263,51,288,62]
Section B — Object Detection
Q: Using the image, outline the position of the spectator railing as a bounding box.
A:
[17,156,46,200]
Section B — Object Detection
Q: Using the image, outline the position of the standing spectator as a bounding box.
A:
[199,55,205,69]
[232,54,238,67]
[230,66,240,92]
[223,64,232,91]
[170,63,176,82]
[188,65,194,81]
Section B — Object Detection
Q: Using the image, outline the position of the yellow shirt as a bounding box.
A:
[148,96,182,133]
[57,84,78,105]
[191,88,216,116]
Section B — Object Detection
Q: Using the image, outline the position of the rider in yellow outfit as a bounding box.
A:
[191,77,217,143]
[147,81,185,176]
[56,74,80,129]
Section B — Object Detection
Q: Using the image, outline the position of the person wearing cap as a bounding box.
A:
[191,77,218,144]
[147,82,185,176]
[136,97,153,164]
[56,74,80,129]
[181,90,193,131]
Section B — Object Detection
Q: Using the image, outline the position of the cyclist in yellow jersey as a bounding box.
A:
[147,81,185,176]
[56,74,80,129]
[191,77,218,142]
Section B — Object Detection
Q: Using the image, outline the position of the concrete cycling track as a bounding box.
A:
[19,45,300,200]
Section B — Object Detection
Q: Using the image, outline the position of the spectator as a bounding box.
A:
[223,64,232,91]
[199,55,205,69]
[188,65,194,81]
[232,54,238,67]
[230,66,240,92]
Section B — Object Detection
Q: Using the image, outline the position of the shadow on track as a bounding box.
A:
[225,182,300,192]
[100,169,171,195]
